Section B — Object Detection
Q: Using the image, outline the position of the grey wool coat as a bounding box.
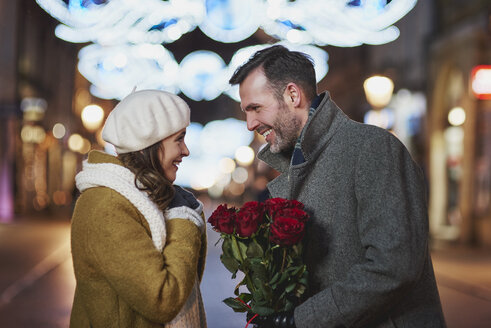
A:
[258,92,446,328]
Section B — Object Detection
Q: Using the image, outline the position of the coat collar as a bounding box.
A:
[76,150,167,251]
[87,149,122,165]
[258,91,349,173]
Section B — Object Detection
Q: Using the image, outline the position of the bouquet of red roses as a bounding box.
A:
[208,197,309,318]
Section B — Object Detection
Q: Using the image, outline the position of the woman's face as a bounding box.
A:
[159,127,189,182]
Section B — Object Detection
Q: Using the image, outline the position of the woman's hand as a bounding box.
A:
[166,186,204,232]
[169,185,200,210]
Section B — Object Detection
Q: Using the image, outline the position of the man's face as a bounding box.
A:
[239,69,302,153]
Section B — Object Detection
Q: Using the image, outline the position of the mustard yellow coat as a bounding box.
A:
[70,151,206,327]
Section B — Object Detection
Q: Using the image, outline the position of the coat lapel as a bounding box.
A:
[258,92,349,200]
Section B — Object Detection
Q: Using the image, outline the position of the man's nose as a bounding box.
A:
[246,113,258,132]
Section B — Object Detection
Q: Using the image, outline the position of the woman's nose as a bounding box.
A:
[182,143,190,156]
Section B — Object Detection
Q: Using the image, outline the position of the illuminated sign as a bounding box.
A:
[471,65,491,100]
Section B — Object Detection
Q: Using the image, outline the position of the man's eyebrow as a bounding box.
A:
[243,103,259,112]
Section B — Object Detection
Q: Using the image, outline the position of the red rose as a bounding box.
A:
[270,216,305,246]
[274,208,309,222]
[285,199,304,210]
[241,201,263,212]
[235,202,264,237]
[264,198,288,217]
[208,204,236,234]
[264,198,305,218]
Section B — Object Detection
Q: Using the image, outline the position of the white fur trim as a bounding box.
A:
[76,161,166,251]
[165,204,204,233]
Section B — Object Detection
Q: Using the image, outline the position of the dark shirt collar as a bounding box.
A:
[310,93,324,110]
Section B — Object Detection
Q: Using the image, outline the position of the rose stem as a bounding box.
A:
[281,248,287,273]
[232,235,256,292]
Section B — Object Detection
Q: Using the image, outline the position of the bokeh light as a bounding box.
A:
[448,107,466,126]
[68,134,84,152]
[232,167,248,184]
[81,104,104,131]
[235,146,255,166]
[219,158,236,174]
[363,75,394,109]
[52,123,66,139]
[21,126,46,144]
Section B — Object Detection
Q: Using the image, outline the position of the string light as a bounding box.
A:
[36,0,417,101]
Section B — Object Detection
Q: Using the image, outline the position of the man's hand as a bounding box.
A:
[246,311,296,328]
[246,312,270,327]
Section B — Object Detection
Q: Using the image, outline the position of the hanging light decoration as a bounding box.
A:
[77,43,179,100]
[177,50,227,101]
[36,0,417,101]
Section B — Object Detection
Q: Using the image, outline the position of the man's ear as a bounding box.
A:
[284,83,302,108]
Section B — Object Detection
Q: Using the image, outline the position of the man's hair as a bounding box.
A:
[229,45,317,102]
[118,141,174,212]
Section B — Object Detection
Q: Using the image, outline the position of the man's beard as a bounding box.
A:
[269,102,302,154]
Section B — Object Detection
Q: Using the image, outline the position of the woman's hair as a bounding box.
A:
[118,141,174,212]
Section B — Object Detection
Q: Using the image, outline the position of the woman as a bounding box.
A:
[70,90,207,328]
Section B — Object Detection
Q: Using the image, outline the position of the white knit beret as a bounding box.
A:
[102,90,190,154]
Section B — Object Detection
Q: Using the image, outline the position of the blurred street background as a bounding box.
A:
[1,0,491,327]
[0,216,490,327]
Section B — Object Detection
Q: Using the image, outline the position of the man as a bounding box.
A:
[229,45,446,328]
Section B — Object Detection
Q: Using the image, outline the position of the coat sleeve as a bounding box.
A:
[84,188,202,324]
[296,132,429,327]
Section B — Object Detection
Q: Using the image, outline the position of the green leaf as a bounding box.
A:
[286,265,305,281]
[238,293,252,303]
[285,282,296,293]
[277,272,289,286]
[255,277,272,302]
[223,297,250,312]
[299,268,309,285]
[294,283,307,297]
[230,236,247,262]
[269,272,281,287]
[292,244,302,255]
[249,260,268,284]
[251,304,275,316]
[220,254,239,275]
[234,277,248,296]
[251,288,265,303]
[238,239,248,256]
[246,239,264,258]
[283,265,297,274]
[222,238,234,258]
